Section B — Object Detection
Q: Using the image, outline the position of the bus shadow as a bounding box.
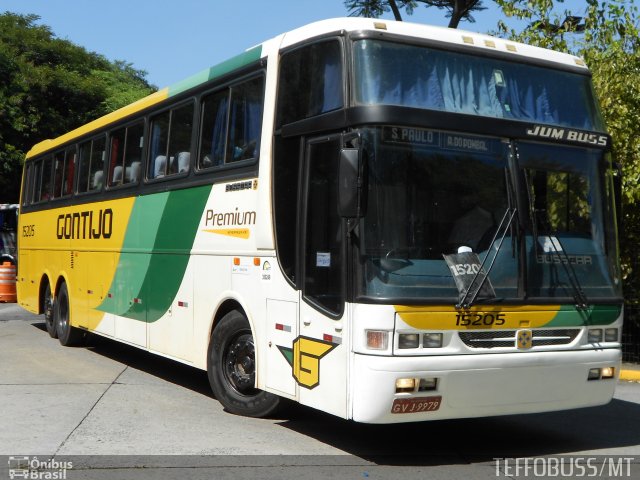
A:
[278,397,640,465]
[31,321,213,397]
[29,320,640,465]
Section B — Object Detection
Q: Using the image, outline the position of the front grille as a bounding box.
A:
[459,329,580,349]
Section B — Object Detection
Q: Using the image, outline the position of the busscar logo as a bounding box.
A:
[526,125,608,147]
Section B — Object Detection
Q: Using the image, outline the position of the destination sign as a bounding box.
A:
[382,127,438,146]
[382,127,496,153]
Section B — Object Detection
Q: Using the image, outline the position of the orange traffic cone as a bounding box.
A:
[0,261,17,303]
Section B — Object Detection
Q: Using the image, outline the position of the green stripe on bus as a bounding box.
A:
[122,185,211,322]
[97,193,170,316]
[546,304,622,327]
[167,46,263,98]
[97,185,210,321]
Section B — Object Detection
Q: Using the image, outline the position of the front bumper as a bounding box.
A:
[351,348,621,423]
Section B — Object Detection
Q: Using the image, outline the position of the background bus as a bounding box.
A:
[18,18,622,423]
[0,204,18,265]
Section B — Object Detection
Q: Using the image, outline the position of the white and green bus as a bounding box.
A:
[18,18,623,423]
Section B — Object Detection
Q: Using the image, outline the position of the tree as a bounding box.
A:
[493,0,640,305]
[0,12,155,203]
[345,0,486,28]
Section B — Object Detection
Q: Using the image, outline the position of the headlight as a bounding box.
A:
[605,328,618,342]
[588,328,603,343]
[423,333,443,348]
[398,333,420,349]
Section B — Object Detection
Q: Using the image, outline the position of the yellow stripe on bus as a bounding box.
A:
[394,304,561,330]
[26,88,169,158]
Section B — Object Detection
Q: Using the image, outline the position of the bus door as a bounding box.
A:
[297,135,348,418]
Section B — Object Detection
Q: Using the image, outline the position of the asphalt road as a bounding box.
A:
[1,303,639,479]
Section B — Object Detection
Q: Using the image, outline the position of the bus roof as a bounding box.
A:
[26,17,588,160]
[286,18,586,66]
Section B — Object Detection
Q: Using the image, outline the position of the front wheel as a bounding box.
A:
[207,310,280,417]
[55,282,84,346]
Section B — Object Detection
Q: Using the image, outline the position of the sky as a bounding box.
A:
[0,0,627,88]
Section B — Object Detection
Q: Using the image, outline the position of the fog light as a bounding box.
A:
[418,378,438,391]
[366,330,389,350]
[423,333,443,348]
[588,328,603,343]
[395,378,416,393]
[588,368,601,380]
[605,328,618,342]
[601,367,615,379]
[398,333,420,349]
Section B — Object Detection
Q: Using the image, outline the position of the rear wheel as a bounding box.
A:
[43,282,56,338]
[55,282,84,346]
[207,310,280,417]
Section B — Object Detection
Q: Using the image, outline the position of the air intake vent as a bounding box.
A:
[459,329,580,349]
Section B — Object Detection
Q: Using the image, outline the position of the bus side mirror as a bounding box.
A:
[338,147,363,218]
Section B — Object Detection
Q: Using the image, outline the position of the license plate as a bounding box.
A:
[391,396,442,414]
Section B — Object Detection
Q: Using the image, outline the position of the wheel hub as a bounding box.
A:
[224,334,256,394]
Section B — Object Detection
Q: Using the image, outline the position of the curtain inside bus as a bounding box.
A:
[353,39,604,131]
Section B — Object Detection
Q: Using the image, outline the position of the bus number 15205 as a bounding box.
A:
[456,312,506,326]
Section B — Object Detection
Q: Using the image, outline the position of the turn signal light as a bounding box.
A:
[366,330,389,350]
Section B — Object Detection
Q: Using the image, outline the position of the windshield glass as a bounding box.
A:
[519,142,621,300]
[357,127,518,302]
[353,39,604,131]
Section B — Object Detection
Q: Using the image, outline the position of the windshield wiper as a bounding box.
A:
[522,170,589,310]
[456,207,517,309]
[541,234,589,310]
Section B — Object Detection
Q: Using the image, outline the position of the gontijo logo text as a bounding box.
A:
[56,208,113,239]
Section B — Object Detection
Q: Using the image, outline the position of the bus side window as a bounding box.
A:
[277,39,343,127]
[109,122,143,187]
[63,147,76,196]
[52,148,76,198]
[199,90,229,169]
[90,137,106,191]
[149,102,194,179]
[198,76,263,170]
[38,156,53,202]
[78,137,106,193]
[53,150,65,198]
[227,77,264,163]
[30,161,42,204]
[109,128,126,187]
[124,122,144,184]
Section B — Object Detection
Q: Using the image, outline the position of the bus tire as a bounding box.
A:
[207,310,280,418]
[55,282,84,346]
[43,282,57,338]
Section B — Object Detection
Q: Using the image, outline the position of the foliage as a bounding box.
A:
[494,0,640,304]
[0,12,155,203]
[345,0,486,27]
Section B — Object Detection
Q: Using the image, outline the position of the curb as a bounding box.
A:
[619,369,640,381]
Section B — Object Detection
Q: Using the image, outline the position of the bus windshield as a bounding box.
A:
[355,128,621,303]
[353,39,604,131]
[357,127,519,302]
[519,142,621,301]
